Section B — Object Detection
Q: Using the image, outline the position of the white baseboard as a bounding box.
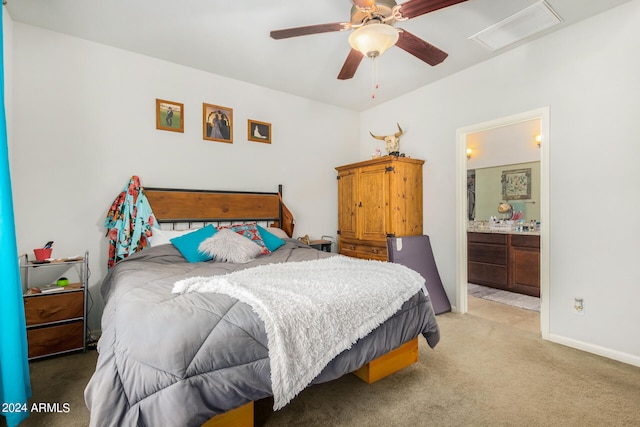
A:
[444,308,639,367]
[447,308,639,367]
[549,334,640,368]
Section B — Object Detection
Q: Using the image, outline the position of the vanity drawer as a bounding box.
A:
[468,262,508,287]
[468,232,509,288]
[468,232,507,245]
[510,234,540,248]
[468,243,507,265]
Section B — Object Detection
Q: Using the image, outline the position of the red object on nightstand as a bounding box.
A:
[33,248,53,261]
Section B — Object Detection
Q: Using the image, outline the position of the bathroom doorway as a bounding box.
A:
[455,108,550,339]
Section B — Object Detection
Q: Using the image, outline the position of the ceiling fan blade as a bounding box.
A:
[396,29,448,66]
[337,49,364,80]
[270,22,349,40]
[398,0,468,20]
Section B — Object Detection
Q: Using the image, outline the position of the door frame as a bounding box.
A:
[455,107,550,339]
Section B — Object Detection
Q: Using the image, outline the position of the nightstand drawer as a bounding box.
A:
[24,291,84,326]
[27,321,84,359]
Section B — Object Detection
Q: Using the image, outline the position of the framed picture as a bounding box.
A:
[203,103,233,143]
[467,169,476,220]
[156,99,184,133]
[247,119,271,144]
[502,168,532,200]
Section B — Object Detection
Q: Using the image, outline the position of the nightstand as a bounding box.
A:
[20,252,88,360]
[309,239,333,252]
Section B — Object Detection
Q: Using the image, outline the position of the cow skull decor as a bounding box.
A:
[370,123,404,156]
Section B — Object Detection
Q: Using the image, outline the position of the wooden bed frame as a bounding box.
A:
[202,338,419,426]
[145,185,284,230]
[143,185,420,427]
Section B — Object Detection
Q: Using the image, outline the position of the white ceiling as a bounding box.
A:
[5,0,631,111]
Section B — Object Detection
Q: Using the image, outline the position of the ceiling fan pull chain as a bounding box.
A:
[371,56,379,99]
[271,0,461,86]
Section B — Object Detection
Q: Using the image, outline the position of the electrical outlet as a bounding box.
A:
[573,297,585,316]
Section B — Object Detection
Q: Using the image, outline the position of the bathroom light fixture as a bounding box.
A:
[535,134,542,147]
[466,148,473,159]
[348,23,399,58]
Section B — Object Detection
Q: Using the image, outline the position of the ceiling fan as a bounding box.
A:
[270,0,468,80]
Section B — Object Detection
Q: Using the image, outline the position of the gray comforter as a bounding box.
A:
[85,240,440,426]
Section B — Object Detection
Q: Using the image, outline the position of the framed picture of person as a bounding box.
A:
[203,103,233,143]
[156,99,184,133]
[247,119,271,144]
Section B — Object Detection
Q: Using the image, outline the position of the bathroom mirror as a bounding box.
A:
[466,119,541,222]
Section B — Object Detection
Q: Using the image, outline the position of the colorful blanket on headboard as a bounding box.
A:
[104,175,155,269]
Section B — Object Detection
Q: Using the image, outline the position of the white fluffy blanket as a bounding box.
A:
[172,256,424,410]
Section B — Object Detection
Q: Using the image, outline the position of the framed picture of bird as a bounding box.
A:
[203,103,233,143]
[247,119,271,144]
[156,99,184,133]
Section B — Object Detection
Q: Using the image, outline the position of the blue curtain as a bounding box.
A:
[0,6,32,427]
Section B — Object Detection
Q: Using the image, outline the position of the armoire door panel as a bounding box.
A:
[390,162,423,236]
[359,164,390,240]
[336,157,424,260]
[337,170,358,240]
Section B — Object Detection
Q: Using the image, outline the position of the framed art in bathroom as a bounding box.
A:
[501,168,531,200]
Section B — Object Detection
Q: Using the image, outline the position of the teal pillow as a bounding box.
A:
[257,225,285,252]
[170,225,217,263]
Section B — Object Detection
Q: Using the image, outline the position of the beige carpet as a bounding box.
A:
[5,312,640,427]
[468,295,540,334]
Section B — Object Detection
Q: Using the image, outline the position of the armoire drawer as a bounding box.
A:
[339,239,388,261]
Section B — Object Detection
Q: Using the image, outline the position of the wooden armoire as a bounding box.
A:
[336,156,424,260]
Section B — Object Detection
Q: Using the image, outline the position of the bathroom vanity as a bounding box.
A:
[467,231,540,297]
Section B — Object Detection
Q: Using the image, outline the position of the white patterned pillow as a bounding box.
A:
[151,227,201,246]
[198,228,263,263]
[266,227,290,240]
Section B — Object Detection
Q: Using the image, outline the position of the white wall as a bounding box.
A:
[8,23,360,329]
[360,0,640,364]
[3,6,12,154]
[466,119,541,170]
[7,2,640,365]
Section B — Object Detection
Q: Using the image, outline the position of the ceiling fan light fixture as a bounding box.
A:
[348,23,399,58]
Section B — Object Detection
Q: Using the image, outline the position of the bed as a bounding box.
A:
[84,186,440,426]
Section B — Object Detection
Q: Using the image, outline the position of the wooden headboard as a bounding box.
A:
[145,185,283,229]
